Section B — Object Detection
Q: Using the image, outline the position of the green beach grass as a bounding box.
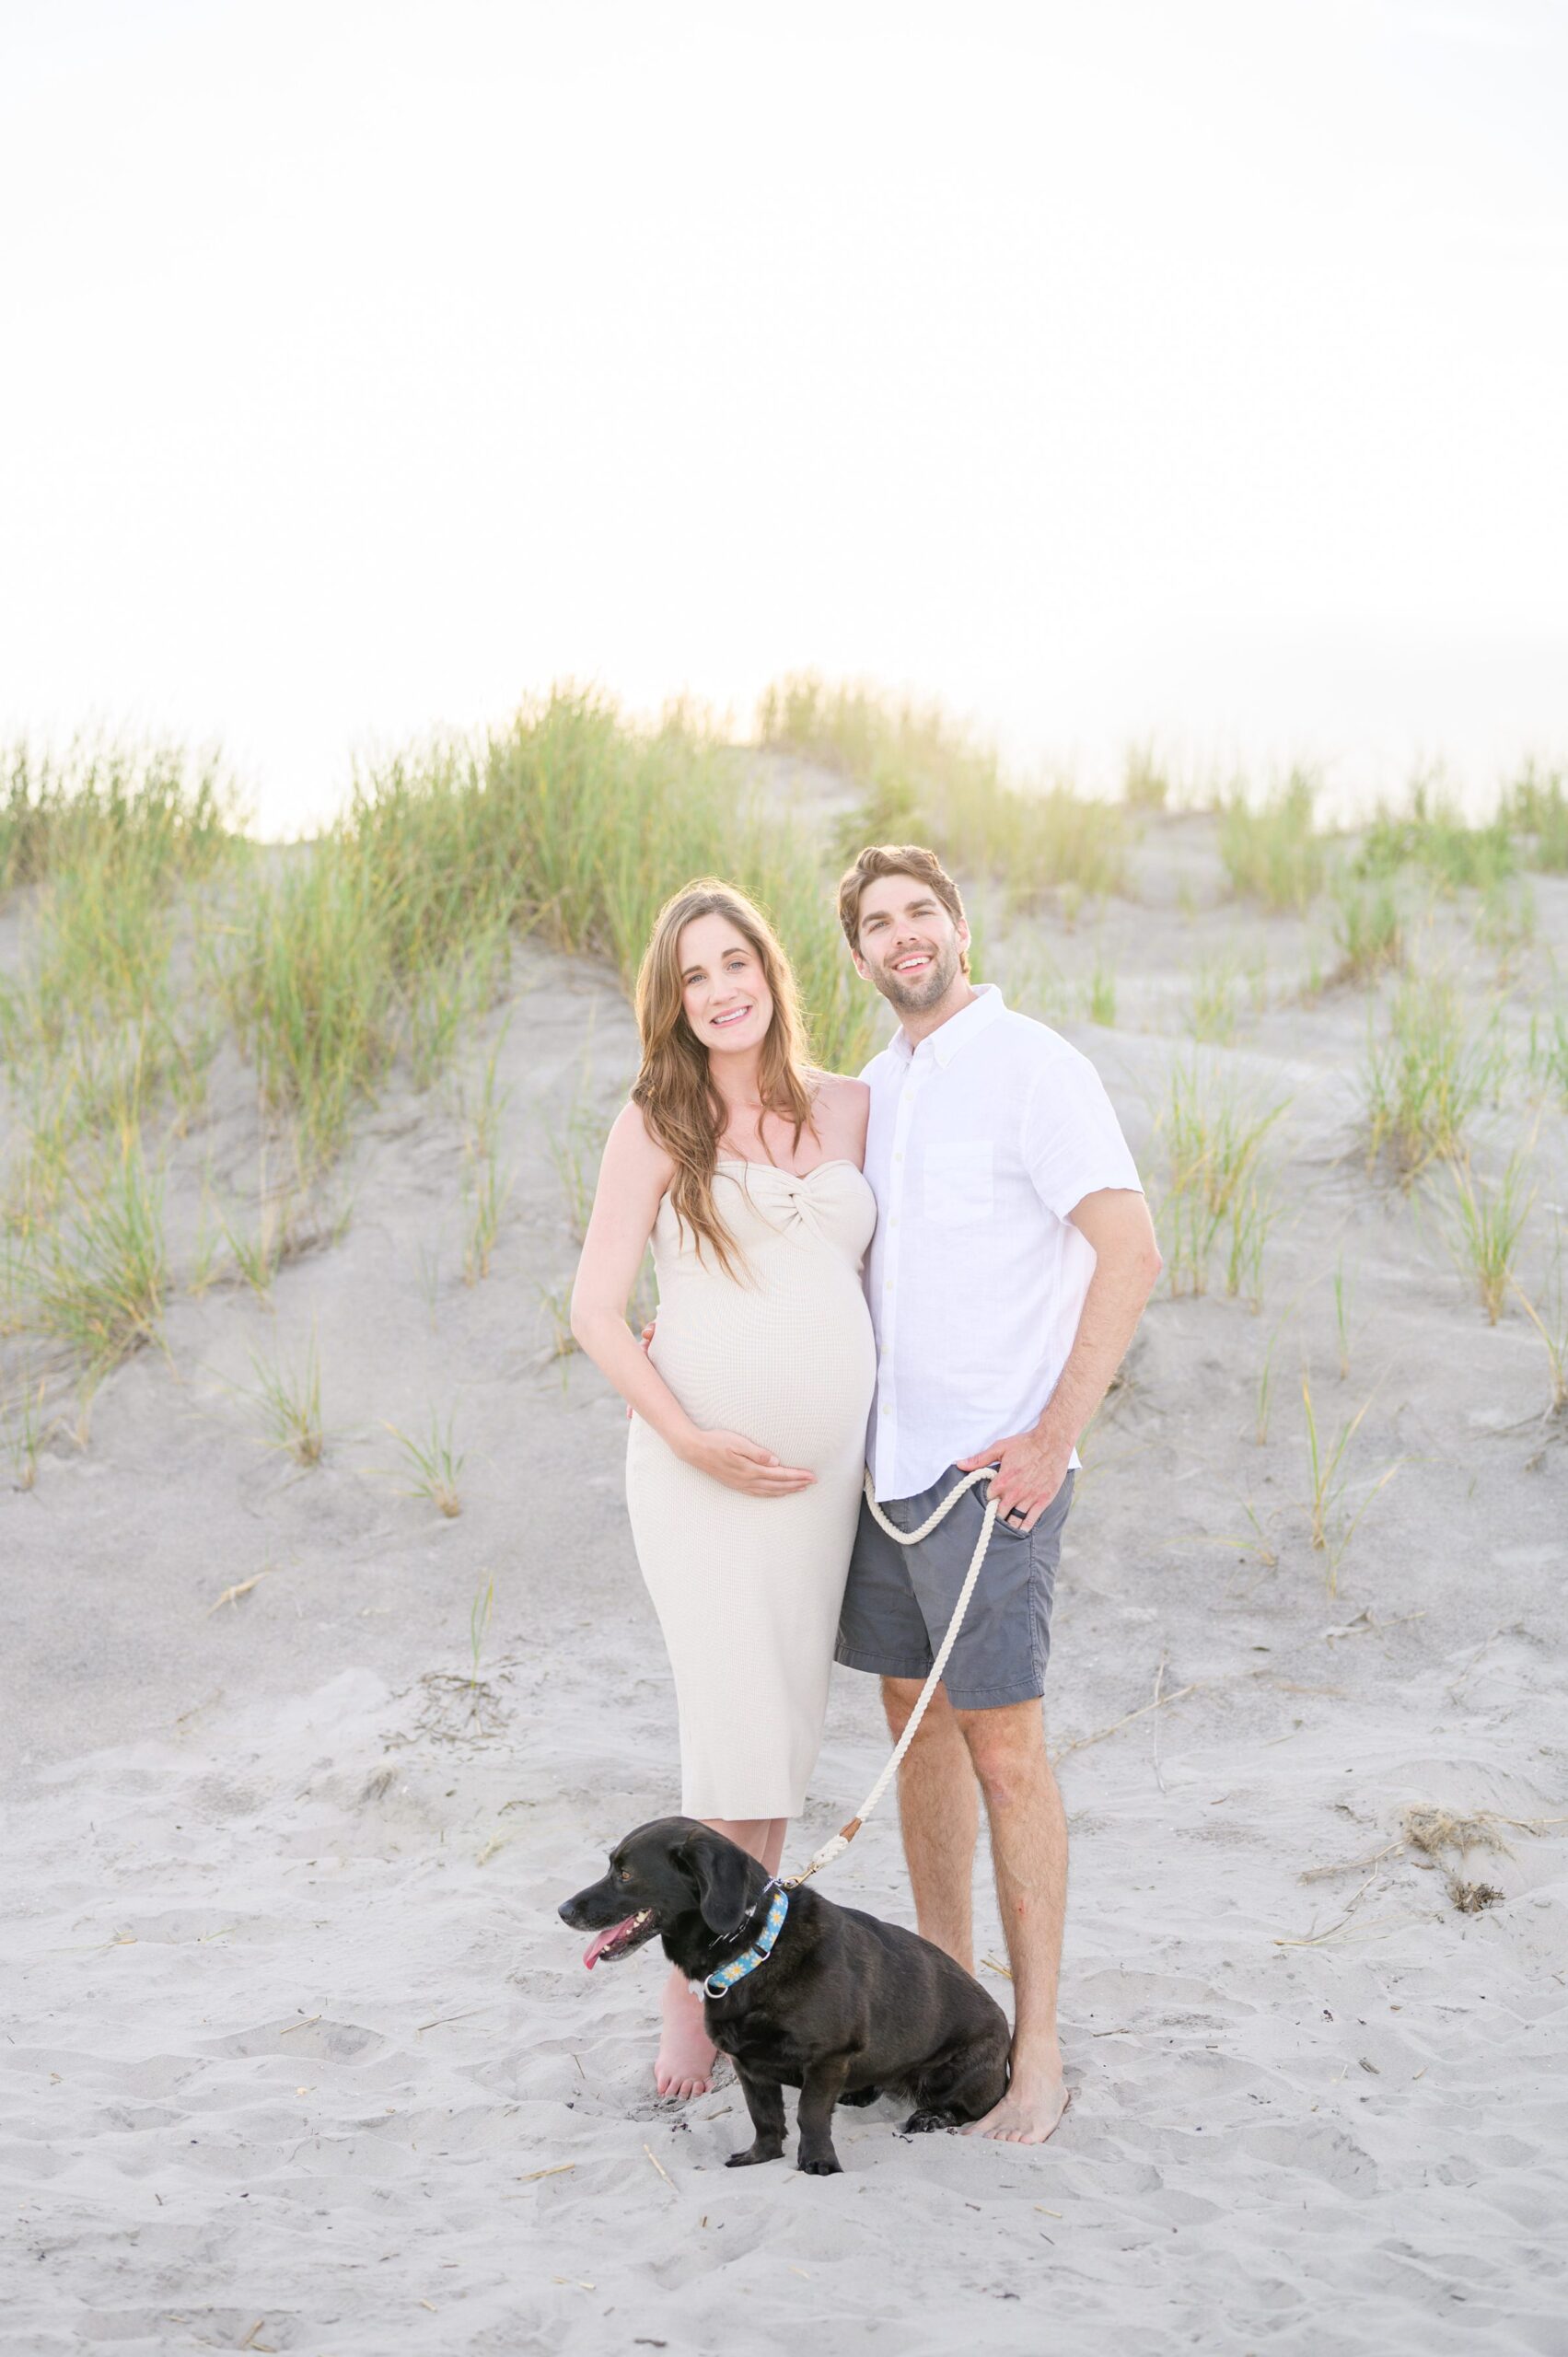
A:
[1218,770,1325,912]
[758,671,1129,902]
[1361,971,1504,1182]
[221,692,884,1170]
[1,694,889,1395]
[5,691,1566,1425]
[1356,779,1515,897]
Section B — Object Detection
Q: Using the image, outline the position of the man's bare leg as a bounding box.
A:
[881,1677,980,1974]
[656,1814,784,2098]
[955,1700,1069,2143]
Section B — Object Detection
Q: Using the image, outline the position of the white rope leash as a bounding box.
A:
[781,1464,1000,1891]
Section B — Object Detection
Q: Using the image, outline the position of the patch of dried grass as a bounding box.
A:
[1303,1804,1565,1920]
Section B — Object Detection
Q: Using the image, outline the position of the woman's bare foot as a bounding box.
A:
[655,1968,717,2099]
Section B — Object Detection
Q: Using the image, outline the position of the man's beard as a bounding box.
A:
[872,938,960,1014]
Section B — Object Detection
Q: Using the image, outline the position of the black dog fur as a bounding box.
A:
[560,1816,1011,2175]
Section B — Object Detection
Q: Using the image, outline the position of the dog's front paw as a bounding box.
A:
[797,2151,842,2177]
[900,2108,954,2135]
[726,2143,784,2168]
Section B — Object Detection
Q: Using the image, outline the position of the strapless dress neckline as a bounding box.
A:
[714,1155,860,1180]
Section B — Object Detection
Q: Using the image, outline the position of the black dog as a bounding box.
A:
[560,1816,1010,2176]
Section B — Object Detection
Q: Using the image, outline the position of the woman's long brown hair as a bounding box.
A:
[631,879,817,1278]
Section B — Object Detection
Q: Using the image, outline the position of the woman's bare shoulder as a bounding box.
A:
[605,1099,676,1175]
[810,1072,871,1155]
[812,1072,871,1114]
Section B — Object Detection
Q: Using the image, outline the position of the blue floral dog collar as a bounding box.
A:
[701,1886,790,2002]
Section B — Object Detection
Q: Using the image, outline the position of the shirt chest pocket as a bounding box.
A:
[922,1140,994,1225]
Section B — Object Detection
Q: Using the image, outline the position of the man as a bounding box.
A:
[834,843,1161,2144]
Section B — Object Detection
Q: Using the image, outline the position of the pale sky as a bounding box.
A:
[2,0,1564,834]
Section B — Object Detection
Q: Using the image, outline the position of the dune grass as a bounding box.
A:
[992,938,1071,1029]
[536,1279,579,1368]
[247,1331,325,1467]
[542,1028,602,1245]
[1083,963,1117,1027]
[1526,1005,1568,1109]
[1435,1151,1536,1325]
[1361,972,1503,1182]
[217,849,397,1170]
[407,924,510,1091]
[1,1372,50,1490]
[1155,1061,1286,1306]
[478,695,874,1053]
[218,1202,287,1302]
[0,741,245,1402]
[1122,743,1169,812]
[219,693,882,1173]
[1,743,239,1076]
[1331,1258,1353,1381]
[451,1028,514,1285]
[1474,875,1537,966]
[385,1409,464,1517]
[1,759,236,1183]
[1218,771,1325,912]
[1,738,237,900]
[758,672,1129,901]
[1300,1369,1399,1594]
[16,695,1557,1452]
[1184,955,1256,1045]
[1356,778,1514,896]
[1,699,895,1401]
[469,1574,494,1681]
[1501,761,1568,873]
[1,744,351,1404]
[463,1149,512,1286]
[1329,877,1403,986]
[31,1146,167,1380]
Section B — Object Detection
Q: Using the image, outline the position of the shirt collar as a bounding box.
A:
[891,982,1007,1068]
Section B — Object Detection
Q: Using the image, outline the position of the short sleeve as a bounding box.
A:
[1021,1043,1144,1222]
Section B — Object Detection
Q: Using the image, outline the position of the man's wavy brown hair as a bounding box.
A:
[836,843,970,975]
[631,879,817,1279]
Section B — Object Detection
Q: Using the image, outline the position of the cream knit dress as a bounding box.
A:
[626,1156,877,1819]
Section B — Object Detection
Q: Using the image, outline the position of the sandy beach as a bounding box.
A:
[5,777,1567,2356]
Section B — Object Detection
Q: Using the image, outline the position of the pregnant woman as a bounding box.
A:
[570,879,877,2099]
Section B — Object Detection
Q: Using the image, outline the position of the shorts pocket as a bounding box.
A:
[980,1475,1028,1539]
[923,1141,993,1225]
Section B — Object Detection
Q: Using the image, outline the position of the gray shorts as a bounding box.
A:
[835,1465,1074,1712]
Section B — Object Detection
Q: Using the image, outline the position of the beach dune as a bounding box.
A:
[4,813,1567,2354]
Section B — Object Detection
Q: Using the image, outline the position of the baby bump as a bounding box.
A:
[650,1263,875,1470]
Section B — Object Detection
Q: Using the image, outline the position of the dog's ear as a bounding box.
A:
[679,1829,754,1938]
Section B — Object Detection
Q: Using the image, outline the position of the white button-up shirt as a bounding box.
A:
[861,984,1144,1502]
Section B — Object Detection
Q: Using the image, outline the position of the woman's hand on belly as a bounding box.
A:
[679,1428,818,1496]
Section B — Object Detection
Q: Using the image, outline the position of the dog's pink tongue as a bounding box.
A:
[583,1917,637,1970]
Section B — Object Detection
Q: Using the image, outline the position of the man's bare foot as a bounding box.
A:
[962,2068,1070,2144]
[655,1971,716,2100]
